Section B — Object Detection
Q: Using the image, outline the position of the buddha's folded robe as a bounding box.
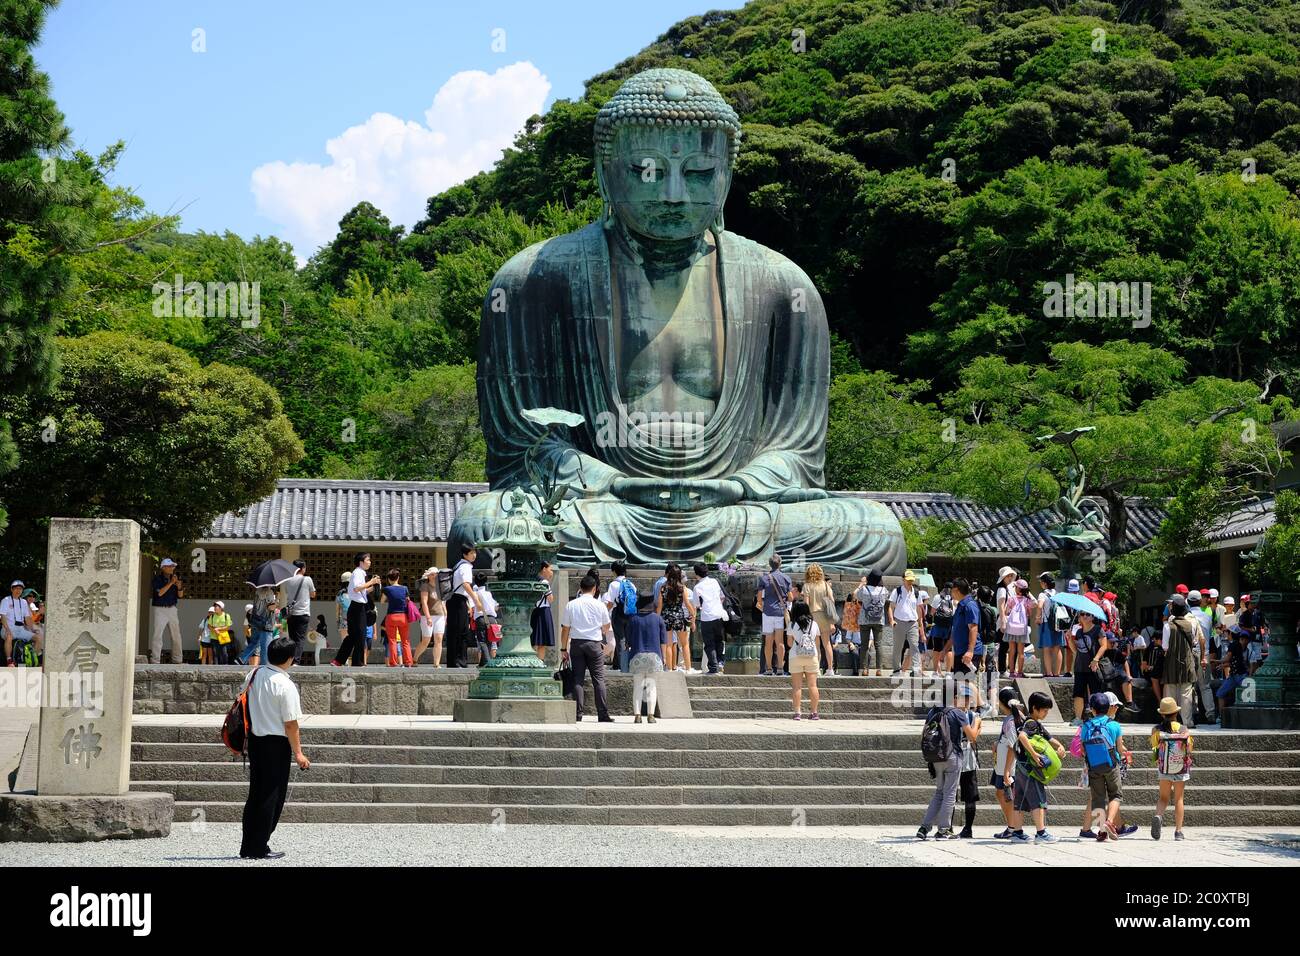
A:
[449,222,906,573]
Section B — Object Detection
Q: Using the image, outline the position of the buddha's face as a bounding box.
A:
[604,125,731,241]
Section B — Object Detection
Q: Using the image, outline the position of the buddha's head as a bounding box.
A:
[594,68,741,242]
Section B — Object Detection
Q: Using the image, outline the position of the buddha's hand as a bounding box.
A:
[772,488,831,504]
[611,477,744,512]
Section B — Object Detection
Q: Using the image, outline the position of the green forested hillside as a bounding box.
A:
[6,0,1300,576]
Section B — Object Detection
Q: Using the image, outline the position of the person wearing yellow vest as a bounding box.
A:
[206,601,234,665]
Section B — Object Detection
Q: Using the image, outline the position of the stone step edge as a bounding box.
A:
[130,759,1300,770]
[136,780,1300,794]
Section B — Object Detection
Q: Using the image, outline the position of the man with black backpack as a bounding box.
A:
[917,682,980,840]
[855,570,889,676]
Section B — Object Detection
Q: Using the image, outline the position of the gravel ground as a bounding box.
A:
[0,823,922,867]
[4,824,1297,867]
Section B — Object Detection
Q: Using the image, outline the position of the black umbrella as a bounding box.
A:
[245,559,300,589]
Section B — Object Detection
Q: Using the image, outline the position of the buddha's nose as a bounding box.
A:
[663,166,688,204]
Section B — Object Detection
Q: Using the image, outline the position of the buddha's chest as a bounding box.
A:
[611,253,723,415]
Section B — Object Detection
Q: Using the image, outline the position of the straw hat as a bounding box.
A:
[1158,697,1181,716]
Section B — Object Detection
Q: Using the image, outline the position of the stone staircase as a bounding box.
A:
[690,674,949,719]
[130,723,1300,826]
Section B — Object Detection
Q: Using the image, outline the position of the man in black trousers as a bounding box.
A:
[240,637,311,860]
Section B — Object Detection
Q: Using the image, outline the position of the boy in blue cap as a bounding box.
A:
[1080,691,1132,841]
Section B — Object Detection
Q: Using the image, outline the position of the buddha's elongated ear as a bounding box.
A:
[595,159,615,228]
[713,168,733,233]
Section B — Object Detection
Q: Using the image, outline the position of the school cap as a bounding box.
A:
[954,681,977,697]
[1103,592,1116,601]
[903,570,916,582]
[1208,588,1219,598]
[341,571,352,582]
[160,558,176,567]
[9,580,22,588]
[1169,593,1187,609]
[422,567,439,579]
[1104,691,1121,707]
[213,600,224,609]
[998,566,1016,580]
[1088,692,1111,713]
[1066,579,1081,593]
[1187,590,1202,604]
[1175,584,1189,595]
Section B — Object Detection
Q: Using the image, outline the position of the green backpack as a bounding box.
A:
[1022,733,1063,784]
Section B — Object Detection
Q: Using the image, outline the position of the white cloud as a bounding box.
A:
[250,61,550,260]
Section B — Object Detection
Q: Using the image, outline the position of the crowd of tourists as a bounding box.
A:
[917,686,1194,845]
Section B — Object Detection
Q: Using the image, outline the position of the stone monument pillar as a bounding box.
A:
[0,518,173,841]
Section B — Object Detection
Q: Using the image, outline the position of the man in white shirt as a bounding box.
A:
[561,572,614,722]
[1,580,41,665]
[692,563,727,675]
[887,570,922,676]
[240,637,310,859]
[444,545,485,668]
[284,561,317,661]
[331,552,381,666]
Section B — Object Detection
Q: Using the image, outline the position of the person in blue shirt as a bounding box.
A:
[1079,692,1132,841]
[947,578,984,710]
[625,593,667,723]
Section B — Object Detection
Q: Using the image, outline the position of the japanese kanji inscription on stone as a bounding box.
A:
[36,518,140,796]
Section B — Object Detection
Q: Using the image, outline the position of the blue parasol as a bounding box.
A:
[1051,591,1105,619]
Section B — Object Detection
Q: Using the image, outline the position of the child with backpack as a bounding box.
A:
[1002,579,1035,678]
[1076,692,1132,841]
[198,609,215,665]
[1150,696,1193,841]
[991,688,1020,839]
[1008,690,1065,843]
[957,682,983,838]
[472,572,499,665]
[787,600,822,720]
[917,681,980,839]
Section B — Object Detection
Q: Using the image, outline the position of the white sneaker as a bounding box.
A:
[675,664,686,673]
[826,668,836,677]
[1000,671,1010,679]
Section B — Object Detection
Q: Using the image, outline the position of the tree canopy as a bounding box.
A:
[7,0,1300,580]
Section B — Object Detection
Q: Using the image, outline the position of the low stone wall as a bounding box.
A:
[1043,675,1161,721]
[134,665,661,717]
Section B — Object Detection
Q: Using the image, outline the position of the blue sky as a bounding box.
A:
[36,0,734,258]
